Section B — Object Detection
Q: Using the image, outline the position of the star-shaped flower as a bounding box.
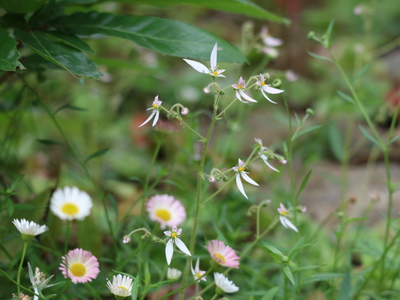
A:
[278,203,298,232]
[232,159,259,199]
[255,138,279,172]
[256,74,284,104]
[183,44,225,78]
[232,77,257,103]
[191,258,206,282]
[139,96,162,127]
[164,226,191,265]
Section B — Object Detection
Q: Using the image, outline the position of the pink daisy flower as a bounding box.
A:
[205,240,240,269]
[59,248,100,284]
[146,194,186,229]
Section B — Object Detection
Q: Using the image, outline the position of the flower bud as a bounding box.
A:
[209,176,216,183]
[122,236,131,244]
[203,87,210,94]
[181,107,189,115]
[306,108,314,115]
[307,31,316,40]
[219,90,225,95]
[272,79,282,88]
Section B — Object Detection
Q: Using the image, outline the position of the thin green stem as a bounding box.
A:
[16,241,28,296]
[200,177,234,206]
[175,116,206,141]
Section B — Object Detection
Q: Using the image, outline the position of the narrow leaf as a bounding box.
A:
[307,51,333,63]
[339,269,352,300]
[295,170,312,200]
[358,125,380,147]
[261,287,280,300]
[37,139,63,146]
[390,135,400,144]
[131,274,140,300]
[327,121,343,161]
[353,64,371,82]
[6,198,14,217]
[55,103,87,114]
[85,148,110,164]
[292,125,322,140]
[337,91,355,104]
[10,175,25,192]
[144,261,151,286]
[282,265,295,285]
[45,32,95,54]
[302,272,343,285]
[0,28,25,71]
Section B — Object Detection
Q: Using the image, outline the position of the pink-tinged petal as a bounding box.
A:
[235,173,247,199]
[263,85,284,94]
[164,230,172,236]
[239,90,258,103]
[260,155,279,172]
[260,89,277,104]
[238,159,245,168]
[263,36,282,47]
[165,239,174,265]
[175,238,191,256]
[183,59,209,74]
[139,110,156,127]
[152,110,160,127]
[210,43,218,71]
[240,172,259,186]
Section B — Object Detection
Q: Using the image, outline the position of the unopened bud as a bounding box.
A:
[203,87,210,94]
[209,176,216,183]
[272,79,282,88]
[219,90,225,95]
[306,108,314,115]
[123,236,131,244]
[282,256,289,263]
[307,31,316,40]
[280,159,287,165]
[223,176,229,182]
[181,107,189,115]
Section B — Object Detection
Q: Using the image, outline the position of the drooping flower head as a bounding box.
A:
[260,26,282,58]
[59,248,100,284]
[254,138,279,172]
[191,258,206,282]
[167,268,182,280]
[214,272,239,293]
[183,43,225,78]
[12,219,48,241]
[106,274,133,297]
[164,226,191,265]
[278,203,298,232]
[146,194,186,229]
[256,74,284,104]
[50,186,92,221]
[232,77,257,103]
[139,96,162,127]
[232,159,259,199]
[205,240,239,269]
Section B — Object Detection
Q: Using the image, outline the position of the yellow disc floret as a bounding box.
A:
[70,263,86,277]
[61,203,79,216]
[156,209,171,221]
[213,253,226,264]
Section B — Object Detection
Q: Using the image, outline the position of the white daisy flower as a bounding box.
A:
[50,186,92,221]
[232,159,259,199]
[12,219,48,239]
[139,96,162,128]
[214,272,239,294]
[167,268,182,280]
[278,203,298,232]
[106,274,133,297]
[164,226,191,265]
[183,43,225,78]
[254,138,279,172]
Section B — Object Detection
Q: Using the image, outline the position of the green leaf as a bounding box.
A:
[37,139,64,146]
[295,170,312,200]
[55,103,87,114]
[307,51,333,63]
[390,135,400,144]
[337,91,355,104]
[14,203,40,210]
[358,125,380,148]
[353,64,371,82]
[131,274,140,300]
[0,28,25,71]
[327,121,343,161]
[51,12,247,63]
[302,272,343,285]
[144,261,151,286]
[123,0,289,24]
[85,147,110,163]
[6,198,14,217]
[292,125,322,141]
[14,29,102,80]
[339,269,352,300]
[282,265,295,285]
[10,175,25,192]
[322,20,335,48]
[261,287,280,300]
[45,32,94,54]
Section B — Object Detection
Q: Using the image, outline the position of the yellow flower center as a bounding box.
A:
[281,210,287,216]
[237,84,243,89]
[70,263,86,277]
[119,286,127,290]
[238,167,244,172]
[260,81,265,86]
[213,253,226,264]
[61,203,79,216]
[196,272,202,278]
[212,71,219,75]
[156,209,171,221]
[152,104,159,109]
[171,231,178,238]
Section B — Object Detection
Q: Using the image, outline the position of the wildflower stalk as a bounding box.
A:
[16,241,28,296]
[200,177,234,206]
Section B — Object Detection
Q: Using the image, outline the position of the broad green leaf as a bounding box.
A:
[307,51,333,63]
[51,12,247,63]
[14,29,102,80]
[337,90,355,104]
[45,32,94,53]
[339,269,352,300]
[261,287,280,300]
[122,0,289,24]
[0,28,25,71]
[295,170,312,200]
[358,125,380,148]
[85,147,110,163]
[282,265,295,285]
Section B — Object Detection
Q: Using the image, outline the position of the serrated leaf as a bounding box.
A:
[0,28,25,71]
[51,12,247,63]
[261,286,280,300]
[123,0,289,24]
[307,51,333,63]
[282,265,295,285]
[37,139,64,146]
[358,125,380,147]
[85,148,110,163]
[14,29,102,80]
[337,90,355,104]
[295,170,312,200]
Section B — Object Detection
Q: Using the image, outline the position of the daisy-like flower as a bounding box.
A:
[205,240,239,269]
[164,226,191,265]
[232,159,259,199]
[59,248,100,284]
[167,268,182,280]
[278,203,298,232]
[146,194,186,229]
[106,274,133,298]
[261,26,282,58]
[139,96,162,127]
[183,43,225,78]
[232,77,257,103]
[28,263,54,300]
[50,186,92,221]
[12,219,48,241]
[255,138,279,172]
[214,273,239,294]
[191,258,206,282]
[256,74,284,104]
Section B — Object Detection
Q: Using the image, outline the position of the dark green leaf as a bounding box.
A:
[358,125,380,148]
[106,193,118,216]
[85,147,110,163]
[122,0,289,24]
[295,170,312,200]
[15,29,102,80]
[261,287,280,300]
[37,139,64,146]
[282,265,295,285]
[45,32,94,53]
[58,0,100,4]
[28,1,63,27]
[14,203,40,210]
[6,198,14,217]
[337,91,355,104]
[0,28,25,71]
[339,269,352,300]
[51,12,247,63]
[55,103,87,114]
[307,51,333,63]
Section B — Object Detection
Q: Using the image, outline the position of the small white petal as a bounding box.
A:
[175,238,191,256]
[139,110,156,127]
[210,43,218,70]
[195,257,200,270]
[263,36,282,47]
[236,91,248,103]
[152,110,160,127]
[239,90,258,103]
[261,155,279,172]
[166,239,174,265]
[240,172,259,186]
[235,173,248,199]
[281,216,298,232]
[260,89,277,104]
[263,85,284,94]
[183,59,209,74]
